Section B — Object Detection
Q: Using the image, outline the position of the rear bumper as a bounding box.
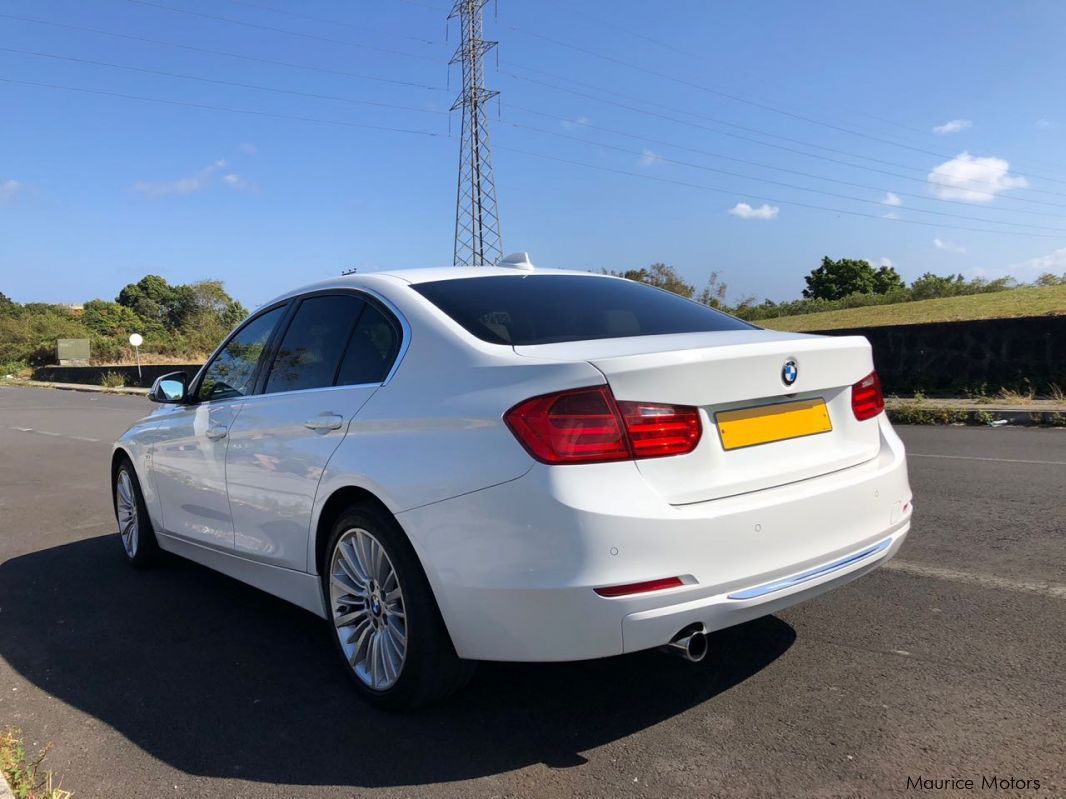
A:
[398,415,912,662]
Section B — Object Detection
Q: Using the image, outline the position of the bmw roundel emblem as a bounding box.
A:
[782,358,798,386]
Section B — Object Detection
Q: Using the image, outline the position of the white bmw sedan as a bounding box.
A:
[112,262,912,709]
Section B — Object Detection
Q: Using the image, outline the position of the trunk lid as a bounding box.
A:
[514,330,881,504]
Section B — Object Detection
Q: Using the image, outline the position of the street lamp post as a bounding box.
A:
[128,333,143,385]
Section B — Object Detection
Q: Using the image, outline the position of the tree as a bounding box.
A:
[909,272,965,300]
[116,275,187,330]
[1034,272,1066,287]
[873,264,905,294]
[697,271,729,308]
[803,257,880,300]
[82,299,153,338]
[608,263,695,298]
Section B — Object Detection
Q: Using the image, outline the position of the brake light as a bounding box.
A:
[504,385,701,464]
[851,370,885,421]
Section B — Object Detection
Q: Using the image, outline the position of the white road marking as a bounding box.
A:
[885,559,1066,599]
[909,453,1066,466]
[4,426,99,443]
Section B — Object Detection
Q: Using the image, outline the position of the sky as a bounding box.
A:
[2,0,1066,308]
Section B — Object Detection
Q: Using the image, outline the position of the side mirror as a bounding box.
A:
[149,371,189,404]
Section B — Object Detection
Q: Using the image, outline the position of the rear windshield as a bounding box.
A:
[412,274,754,346]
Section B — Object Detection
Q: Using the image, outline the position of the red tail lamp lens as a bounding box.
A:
[505,386,702,464]
[851,370,885,421]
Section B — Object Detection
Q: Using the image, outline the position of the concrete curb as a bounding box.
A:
[0,769,16,799]
[1,379,150,396]
[885,398,1066,426]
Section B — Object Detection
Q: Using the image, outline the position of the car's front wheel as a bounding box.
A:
[323,503,473,710]
[112,459,159,568]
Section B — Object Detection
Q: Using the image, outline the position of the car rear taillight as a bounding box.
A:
[504,385,702,465]
[851,370,885,421]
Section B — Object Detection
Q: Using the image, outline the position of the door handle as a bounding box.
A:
[304,413,344,432]
[205,425,228,441]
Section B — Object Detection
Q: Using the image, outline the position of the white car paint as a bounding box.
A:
[113,265,912,663]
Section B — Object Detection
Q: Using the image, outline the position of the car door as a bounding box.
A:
[151,304,287,549]
[226,292,403,569]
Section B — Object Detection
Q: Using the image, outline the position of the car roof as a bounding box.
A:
[374,265,605,284]
[259,266,619,308]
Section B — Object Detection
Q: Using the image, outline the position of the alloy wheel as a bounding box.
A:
[329,527,408,691]
[115,469,139,558]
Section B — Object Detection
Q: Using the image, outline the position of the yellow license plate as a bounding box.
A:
[716,398,832,451]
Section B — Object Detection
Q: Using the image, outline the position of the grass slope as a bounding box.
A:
[761,284,1066,332]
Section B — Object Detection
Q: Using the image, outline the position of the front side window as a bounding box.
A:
[197,306,285,402]
[412,274,754,346]
[265,295,365,394]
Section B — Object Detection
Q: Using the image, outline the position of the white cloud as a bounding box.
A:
[927,152,1028,203]
[238,142,258,155]
[883,191,902,207]
[561,115,590,130]
[879,257,895,268]
[0,179,22,204]
[221,173,254,191]
[933,238,966,254]
[932,119,973,135]
[637,148,661,167]
[1005,247,1066,277]
[883,211,899,220]
[133,160,230,197]
[728,202,779,220]
[1035,119,1057,130]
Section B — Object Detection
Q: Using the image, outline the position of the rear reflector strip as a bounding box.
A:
[594,576,684,598]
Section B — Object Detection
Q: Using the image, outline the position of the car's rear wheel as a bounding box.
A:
[113,459,159,568]
[323,503,473,710]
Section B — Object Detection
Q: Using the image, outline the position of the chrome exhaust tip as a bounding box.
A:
[661,626,709,663]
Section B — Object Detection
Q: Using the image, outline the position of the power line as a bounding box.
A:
[539,3,1066,178]
[227,0,441,45]
[0,12,445,91]
[503,68,1066,203]
[0,47,448,117]
[503,105,1066,220]
[125,0,441,63]
[504,24,1066,187]
[0,76,449,138]
[494,143,1066,240]
[503,120,1066,234]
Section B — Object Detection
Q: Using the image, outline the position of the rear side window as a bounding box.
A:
[413,275,753,345]
[265,295,364,394]
[336,302,401,385]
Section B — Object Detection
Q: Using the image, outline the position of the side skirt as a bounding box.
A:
[156,532,327,618]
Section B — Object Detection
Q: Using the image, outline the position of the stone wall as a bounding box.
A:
[814,316,1065,395]
[33,363,202,388]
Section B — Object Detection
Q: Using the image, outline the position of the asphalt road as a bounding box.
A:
[1,385,1063,798]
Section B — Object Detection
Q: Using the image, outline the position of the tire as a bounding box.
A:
[322,502,474,711]
[112,458,160,568]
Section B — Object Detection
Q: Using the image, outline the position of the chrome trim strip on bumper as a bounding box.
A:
[726,537,893,601]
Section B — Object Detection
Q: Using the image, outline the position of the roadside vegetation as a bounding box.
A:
[607,257,1066,326]
[3,258,1062,376]
[0,728,71,799]
[0,276,246,374]
[760,284,1066,332]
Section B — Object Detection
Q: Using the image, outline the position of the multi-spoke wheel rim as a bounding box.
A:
[329,528,407,691]
[115,470,139,558]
